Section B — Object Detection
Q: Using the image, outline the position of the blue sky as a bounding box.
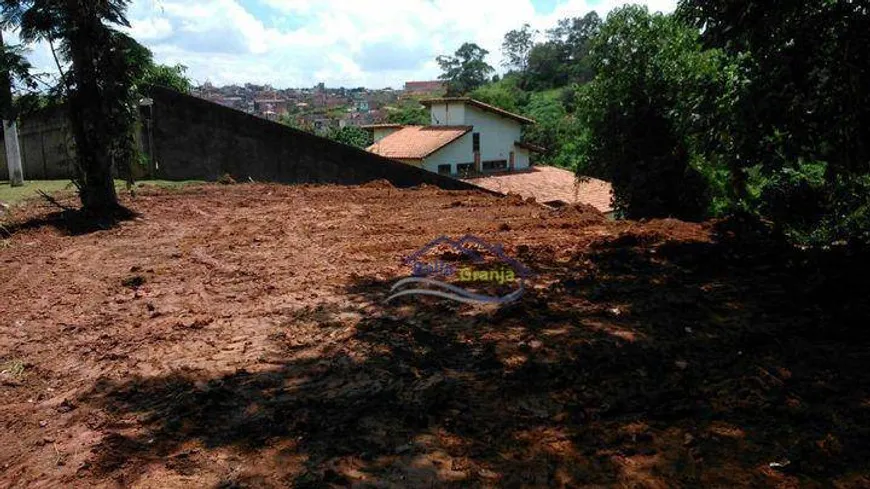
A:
[8,0,676,89]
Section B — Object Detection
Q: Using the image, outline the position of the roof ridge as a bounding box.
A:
[419,97,536,125]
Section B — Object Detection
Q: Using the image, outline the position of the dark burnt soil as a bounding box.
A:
[1,183,868,488]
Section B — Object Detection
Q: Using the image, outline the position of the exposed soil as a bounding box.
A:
[1,183,868,488]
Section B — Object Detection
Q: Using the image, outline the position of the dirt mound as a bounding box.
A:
[360,178,395,189]
[549,202,608,225]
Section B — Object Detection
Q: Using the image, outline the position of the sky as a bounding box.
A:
[6,0,677,90]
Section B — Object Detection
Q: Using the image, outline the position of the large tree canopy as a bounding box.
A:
[571,5,717,221]
[501,23,536,72]
[436,43,494,96]
[676,0,870,243]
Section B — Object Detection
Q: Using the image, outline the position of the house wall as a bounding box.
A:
[463,106,526,170]
[419,103,528,175]
[429,102,466,126]
[422,132,474,174]
[514,146,531,169]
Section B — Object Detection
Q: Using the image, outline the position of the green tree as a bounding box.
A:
[501,23,536,72]
[386,103,428,125]
[521,12,602,90]
[574,5,721,220]
[326,125,371,149]
[522,91,567,165]
[141,63,191,93]
[547,12,601,83]
[469,75,526,114]
[2,0,148,215]
[0,40,39,120]
[678,0,870,244]
[436,43,494,96]
[525,41,569,90]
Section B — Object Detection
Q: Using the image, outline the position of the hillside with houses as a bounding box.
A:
[191,80,446,134]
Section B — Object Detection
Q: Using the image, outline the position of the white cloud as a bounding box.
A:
[129,17,173,41]
[17,0,678,89]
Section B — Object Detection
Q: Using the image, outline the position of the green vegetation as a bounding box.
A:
[572,6,715,221]
[326,126,371,149]
[438,1,870,246]
[0,180,202,205]
[142,63,192,94]
[436,43,495,96]
[385,100,429,126]
[277,115,372,149]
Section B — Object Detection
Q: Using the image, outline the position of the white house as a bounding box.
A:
[365,98,539,177]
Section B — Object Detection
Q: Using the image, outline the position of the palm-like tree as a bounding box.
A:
[1,0,148,214]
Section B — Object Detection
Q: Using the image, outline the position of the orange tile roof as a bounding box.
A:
[420,98,536,125]
[463,166,614,213]
[367,125,472,160]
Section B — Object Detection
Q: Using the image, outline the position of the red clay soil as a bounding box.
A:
[463,166,614,214]
[0,183,868,488]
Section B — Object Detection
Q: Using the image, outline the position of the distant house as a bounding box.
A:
[254,98,288,121]
[403,81,447,97]
[354,99,370,112]
[364,98,538,177]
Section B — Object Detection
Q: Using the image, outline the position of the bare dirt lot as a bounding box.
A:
[1,183,868,488]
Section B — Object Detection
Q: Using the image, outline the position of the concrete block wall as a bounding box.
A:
[2,87,487,194]
[146,86,483,190]
[0,105,75,181]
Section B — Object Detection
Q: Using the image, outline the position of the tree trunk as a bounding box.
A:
[65,7,121,215]
[78,147,118,213]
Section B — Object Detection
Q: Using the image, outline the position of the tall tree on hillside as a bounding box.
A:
[521,12,602,90]
[547,12,602,83]
[436,43,494,96]
[1,0,148,215]
[501,23,536,72]
[525,41,570,90]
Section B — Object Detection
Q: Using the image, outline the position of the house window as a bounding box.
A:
[482,160,508,171]
[456,163,475,175]
[437,164,452,175]
[472,133,480,152]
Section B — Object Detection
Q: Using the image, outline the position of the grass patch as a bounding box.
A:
[0,359,26,378]
[0,180,203,205]
[0,180,76,204]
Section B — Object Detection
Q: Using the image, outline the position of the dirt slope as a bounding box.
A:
[0,183,867,488]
